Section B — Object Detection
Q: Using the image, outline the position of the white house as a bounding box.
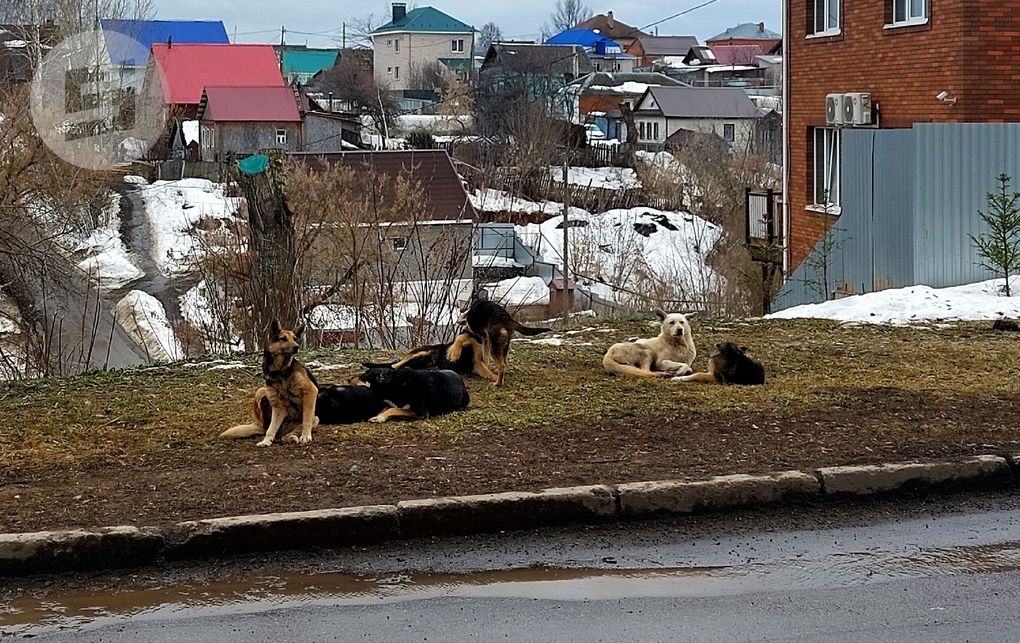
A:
[630,86,761,151]
[370,3,475,92]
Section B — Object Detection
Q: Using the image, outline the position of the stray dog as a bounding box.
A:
[602,309,696,378]
[219,320,318,446]
[458,300,552,386]
[677,342,766,385]
[350,367,470,422]
[362,331,498,383]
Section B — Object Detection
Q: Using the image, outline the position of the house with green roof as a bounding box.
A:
[370,3,474,91]
[277,46,340,85]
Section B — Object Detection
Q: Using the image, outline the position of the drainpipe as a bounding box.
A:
[781,0,790,276]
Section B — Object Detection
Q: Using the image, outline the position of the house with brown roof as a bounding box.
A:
[626,35,699,69]
[574,11,647,50]
[290,149,475,292]
[197,86,302,160]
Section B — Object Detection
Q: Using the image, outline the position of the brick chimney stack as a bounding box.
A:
[607,11,615,29]
[758,22,765,33]
[392,2,407,23]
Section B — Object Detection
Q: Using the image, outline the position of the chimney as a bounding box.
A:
[758,22,765,33]
[392,2,407,23]
[167,35,172,49]
[607,11,615,29]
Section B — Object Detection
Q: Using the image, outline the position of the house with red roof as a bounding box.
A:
[147,43,285,118]
[197,86,303,160]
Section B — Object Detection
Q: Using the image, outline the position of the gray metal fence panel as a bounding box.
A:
[776,123,1020,311]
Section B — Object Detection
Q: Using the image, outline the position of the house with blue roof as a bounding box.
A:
[370,3,474,91]
[545,29,636,73]
[100,19,229,89]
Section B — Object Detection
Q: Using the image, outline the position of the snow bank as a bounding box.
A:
[516,207,722,302]
[485,276,550,306]
[768,277,1020,325]
[549,166,642,190]
[473,254,524,269]
[73,203,145,289]
[180,280,245,353]
[136,179,241,276]
[115,290,183,362]
[470,188,591,218]
[309,302,461,331]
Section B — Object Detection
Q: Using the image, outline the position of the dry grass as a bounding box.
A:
[2,317,1017,470]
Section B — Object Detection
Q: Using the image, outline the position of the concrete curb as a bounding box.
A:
[1,455,1015,577]
[817,455,1012,496]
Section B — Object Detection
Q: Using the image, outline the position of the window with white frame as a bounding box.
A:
[723,123,735,143]
[813,127,841,209]
[395,66,400,79]
[394,38,400,52]
[652,121,659,140]
[387,66,392,74]
[810,0,840,35]
[892,0,926,25]
[451,38,464,52]
[391,236,408,251]
[386,39,392,47]
[276,129,287,145]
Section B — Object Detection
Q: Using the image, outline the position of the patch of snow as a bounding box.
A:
[768,277,1020,325]
[180,280,245,353]
[484,276,550,307]
[136,179,241,276]
[470,188,590,218]
[2,39,27,48]
[123,175,149,185]
[206,363,248,371]
[115,290,183,363]
[118,137,149,161]
[473,254,524,269]
[549,166,642,190]
[73,198,145,289]
[394,114,473,134]
[589,81,656,94]
[309,302,462,331]
[515,207,723,304]
[519,336,563,346]
[181,120,200,145]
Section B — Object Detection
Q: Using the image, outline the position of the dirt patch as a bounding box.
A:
[1,318,1019,532]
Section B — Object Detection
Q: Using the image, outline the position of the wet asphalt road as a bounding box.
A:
[6,490,1020,642]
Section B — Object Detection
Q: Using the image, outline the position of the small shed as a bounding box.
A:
[197,86,302,160]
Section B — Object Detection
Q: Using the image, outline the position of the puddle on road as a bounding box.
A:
[5,541,1020,636]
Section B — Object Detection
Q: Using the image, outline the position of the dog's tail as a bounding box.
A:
[219,390,272,438]
[602,353,670,378]
[513,321,552,336]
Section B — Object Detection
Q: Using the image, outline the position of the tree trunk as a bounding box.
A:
[236,152,300,347]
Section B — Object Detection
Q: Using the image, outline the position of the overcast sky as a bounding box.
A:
[149,0,781,46]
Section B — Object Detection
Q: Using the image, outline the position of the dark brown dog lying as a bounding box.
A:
[676,342,765,385]
[363,331,498,382]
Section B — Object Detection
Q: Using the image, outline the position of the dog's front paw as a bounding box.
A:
[256,438,273,447]
[676,365,693,376]
[368,415,386,423]
[298,433,313,444]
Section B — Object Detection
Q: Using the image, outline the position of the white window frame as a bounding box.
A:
[276,129,287,145]
[451,39,464,52]
[391,236,408,251]
[638,122,646,140]
[387,66,392,75]
[812,127,841,210]
[889,0,928,27]
[394,38,400,52]
[386,39,392,47]
[809,0,841,37]
[394,66,400,79]
[652,121,659,140]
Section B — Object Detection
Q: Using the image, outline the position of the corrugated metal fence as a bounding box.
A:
[776,123,1020,310]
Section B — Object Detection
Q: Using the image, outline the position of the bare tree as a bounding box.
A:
[308,50,399,128]
[476,21,502,54]
[541,0,592,39]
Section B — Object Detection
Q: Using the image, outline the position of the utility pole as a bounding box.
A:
[561,151,571,323]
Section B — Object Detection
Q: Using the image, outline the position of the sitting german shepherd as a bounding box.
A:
[677,342,766,385]
[362,331,499,383]
[220,320,387,446]
[458,300,552,386]
[350,367,470,422]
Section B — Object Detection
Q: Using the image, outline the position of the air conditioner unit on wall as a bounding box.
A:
[843,92,873,126]
[825,93,844,126]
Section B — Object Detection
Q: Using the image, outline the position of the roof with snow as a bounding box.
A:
[638,86,761,119]
[572,71,686,91]
[151,44,285,106]
[574,13,647,42]
[290,150,477,222]
[198,86,301,122]
[480,43,593,76]
[633,35,700,57]
[707,22,781,42]
[371,7,473,34]
[101,19,228,66]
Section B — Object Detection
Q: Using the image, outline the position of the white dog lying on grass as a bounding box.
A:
[602,309,696,378]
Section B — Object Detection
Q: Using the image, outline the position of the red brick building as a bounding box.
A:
[785,0,1020,269]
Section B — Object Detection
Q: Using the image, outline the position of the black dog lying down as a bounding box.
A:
[677,342,766,385]
[350,367,470,422]
[248,383,389,434]
[362,331,498,383]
